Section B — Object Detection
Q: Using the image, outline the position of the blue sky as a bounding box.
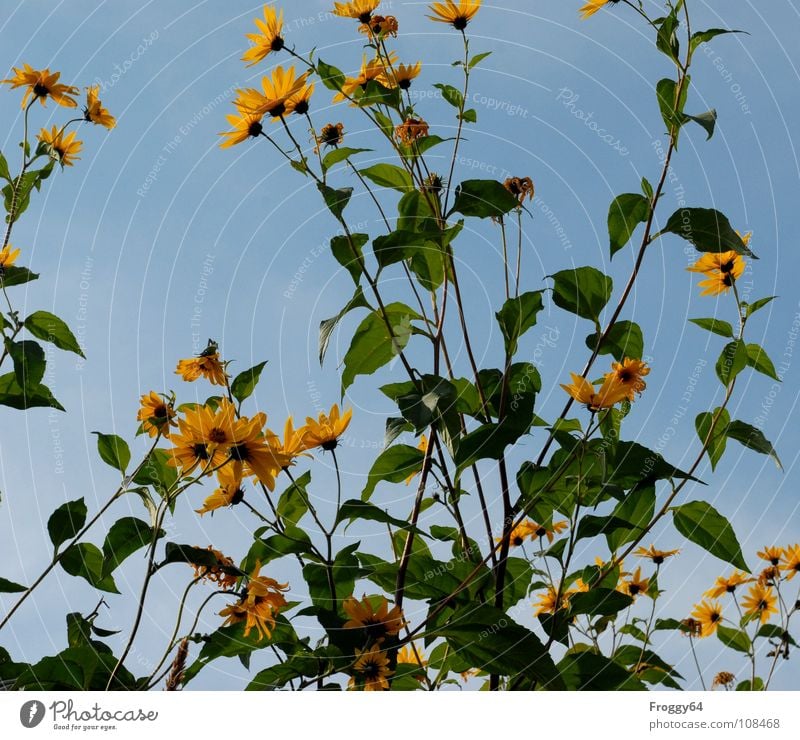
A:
[1,0,799,690]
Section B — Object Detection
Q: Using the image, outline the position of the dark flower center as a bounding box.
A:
[230,443,250,462]
[358,11,373,23]
[192,443,210,461]
[399,78,412,90]
[628,584,642,596]
[364,619,388,641]
[618,369,634,382]
[293,99,310,115]
[758,600,768,610]
[321,438,338,451]
[231,487,245,505]
[535,526,547,537]
[722,274,734,287]
[653,555,665,564]
[512,535,524,547]
[720,259,735,273]
[711,612,721,623]
[33,83,50,97]
[248,120,264,137]
[453,16,469,30]
[208,428,228,444]
[726,584,737,592]
[271,36,285,51]
[268,102,286,118]
[152,404,168,419]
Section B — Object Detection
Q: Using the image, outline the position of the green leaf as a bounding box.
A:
[585,321,644,361]
[93,432,131,475]
[744,296,776,317]
[656,77,689,136]
[317,59,345,91]
[672,500,748,571]
[695,408,730,471]
[6,339,45,388]
[608,194,650,258]
[101,517,160,577]
[0,151,10,182]
[362,444,424,501]
[319,286,370,366]
[450,179,520,219]
[726,420,782,470]
[607,486,656,551]
[397,190,437,232]
[0,576,27,593]
[24,311,84,357]
[434,605,563,687]
[656,13,680,63]
[341,302,420,393]
[715,340,748,386]
[277,471,311,526]
[48,498,87,551]
[558,650,645,690]
[468,51,492,69]
[660,208,756,256]
[568,588,633,618]
[0,266,39,287]
[359,163,413,192]
[433,83,464,109]
[717,625,751,654]
[688,317,734,338]
[317,183,352,219]
[495,291,545,356]
[132,448,178,496]
[459,108,477,123]
[372,230,427,269]
[60,543,120,594]
[550,266,613,323]
[330,233,368,285]
[335,499,425,534]
[686,110,717,140]
[0,371,63,411]
[321,147,371,173]
[162,543,225,569]
[384,417,412,447]
[745,344,780,381]
[690,28,745,54]
[230,361,267,403]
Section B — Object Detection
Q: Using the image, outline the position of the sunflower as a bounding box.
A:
[229,412,291,491]
[315,122,345,152]
[428,0,482,30]
[342,595,405,641]
[687,249,746,297]
[137,391,177,438]
[236,66,311,118]
[0,245,21,270]
[195,464,245,515]
[83,85,116,129]
[534,586,568,616]
[622,566,650,599]
[268,416,311,466]
[403,435,428,486]
[285,80,315,115]
[393,62,421,90]
[358,15,399,38]
[395,117,429,144]
[560,372,627,411]
[690,600,723,637]
[757,546,783,566]
[2,64,78,108]
[219,109,264,149]
[781,544,800,580]
[397,643,427,668]
[333,53,396,103]
[498,519,536,548]
[704,570,753,599]
[191,546,239,589]
[504,176,534,204]
[758,566,781,587]
[38,126,82,167]
[349,646,393,691]
[168,403,234,472]
[579,0,620,20]
[332,0,381,23]
[741,583,778,625]
[531,519,568,544]
[175,342,228,385]
[242,6,285,66]
[604,358,649,401]
[633,545,680,565]
[302,404,352,451]
[218,561,288,640]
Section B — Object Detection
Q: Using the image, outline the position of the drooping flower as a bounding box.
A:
[741,583,778,625]
[315,122,345,152]
[2,64,78,108]
[218,110,264,149]
[679,617,703,638]
[393,62,422,90]
[38,126,82,167]
[395,117,429,144]
[342,595,405,641]
[333,0,381,23]
[137,391,177,438]
[83,85,116,129]
[579,0,619,20]
[704,571,753,599]
[712,671,736,689]
[560,372,625,411]
[690,600,723,637]
[428,0,482,30]
[235,66,311,119]
[218,561,288,640]
[358,15,399,38]
[349,646,393,691]
[175,342,228,385]
[302,404,352,451]
[191,546,239,589]
[333,54,395,104]
[286,80,314,115]
[604,358,649,401]
[0,245,21,270]
[757,546,784,566]
[633,545,680,565]
[242,6,285,66]
[503,176,534,204]
[781,544,800,580]
[621,566,650,599]
[758,566,781,587]
[195,464,245,515]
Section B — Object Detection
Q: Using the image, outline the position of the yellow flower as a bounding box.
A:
[218,561,288,640]
[741,583,778,625]
[781,544,800,580]
[342,595,405,641]
[757,546,783,566]
[191,546,239,589]
[333,54,395,104]
[195,464,245,515]
[315,122,345,152]
[349,646,393,691]
[687,249,746,297]
[393,62,422,90]
[332,0,381,22]
[38,126,82,167]
[268,416,310,465]
[405,434,429,485]
[690,600,723,637]
[604,358,649,401]
[302,404,352,451]
[0,245,21,270]
[219,110,264,149]
[358,15,399,38]
[395,117,430,144]
[560,372,626,411]
[168,401,237,472]
[242,6,285,66]
[621,566,650,599]
[503,176,534,204]
[499,519,536,548]
[2,64,78,108]
[579,0,618,20]
[175,342,228,385]
[286,80,314,116]
[428,0,482,30]
[397,642,426,667]
[704,571,753,599]
[534,587,567,616]
[235,66,311,119]
[83,85,116,129]
[530,520,568,544]
[633,545,680,565]
[229,413,291,491]
[137,391,177,438]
